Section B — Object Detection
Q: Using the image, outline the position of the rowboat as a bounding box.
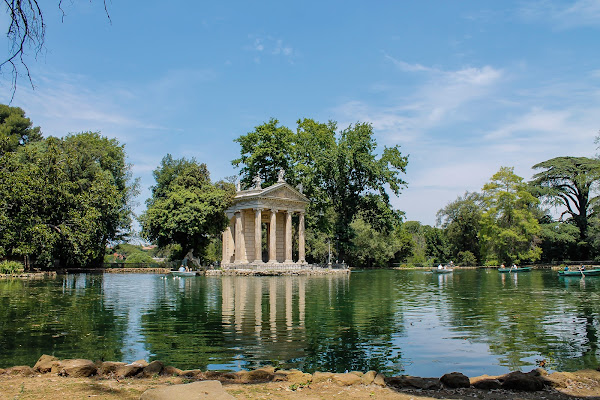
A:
[558,268,600,277]
[498,267,532,273]
[170,271,197,277]
[431,268,453,274]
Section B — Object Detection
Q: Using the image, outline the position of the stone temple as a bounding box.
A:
[221,170,309,270]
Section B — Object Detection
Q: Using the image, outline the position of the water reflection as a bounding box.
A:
[1,270,599,376]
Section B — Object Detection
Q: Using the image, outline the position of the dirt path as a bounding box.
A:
[2,373,600,400]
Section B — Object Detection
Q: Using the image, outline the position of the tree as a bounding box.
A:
[140,155,235,263]
[0,132,137,267]
[2,1,110,98]
[0,104,42,155]
[436,192,484,263]
[479,167,542,265]
[531,156,600,259]
[232,118,409,265]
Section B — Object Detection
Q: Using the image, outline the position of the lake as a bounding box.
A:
[0,269,598,377]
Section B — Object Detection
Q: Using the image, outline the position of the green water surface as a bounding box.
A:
[0,269,598,376]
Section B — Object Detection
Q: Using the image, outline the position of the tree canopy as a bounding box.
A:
[232,118,408,264]
[480,167,541,265]
[531,156,600,258]
[0,104,42,155]
[0,131,137,267]
[140,155,235,263]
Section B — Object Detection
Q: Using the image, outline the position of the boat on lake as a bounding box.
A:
[431,268,453,274]
[498,267,532,273]
[170,270,197,277]
[558,268,600,277]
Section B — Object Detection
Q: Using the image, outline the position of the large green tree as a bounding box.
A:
[0,104,42,155]
[233,118,408,264]
[140,155,235,263]
[531,156,600,259]
[436,191,484,264]
[479,167,542,265]
[0,132,137,267]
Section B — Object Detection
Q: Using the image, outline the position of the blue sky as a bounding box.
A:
[1,1,599,226]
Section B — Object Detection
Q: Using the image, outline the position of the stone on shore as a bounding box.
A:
[235,368,274,383]
[142,360,164,377]
[33,355,60,373]
[115,363,144,378]
[161,366,183,376]
[500,370,545,391]
[5,366,35,376]
[140,380,235,400]
[57,359,97,377]
[440,371,471,388]
[273,369,312,384]
[311,371,334,383]
[332,372,362,386]
[472,378,502,390]
[385,375,441,390]
[98,361,126,376]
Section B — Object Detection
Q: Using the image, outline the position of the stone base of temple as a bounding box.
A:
[222,262,310,271]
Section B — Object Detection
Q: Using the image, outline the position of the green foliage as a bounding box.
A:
[232,118,408,265]
[531,156,600,259]
[436,192,483,263]
[480,167,542,265]
[0,104,42,156]
[0,260,24,274]
[140,155,235,263]
[124,251,155,264]
[457,251,477,267]
[0,131,137,268]
[349,216,400,268]
[538,220,580,262]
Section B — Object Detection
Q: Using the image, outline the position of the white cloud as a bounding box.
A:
[519,0,600,28]
[246,35,295,63]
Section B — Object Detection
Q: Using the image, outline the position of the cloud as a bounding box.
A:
[519,0,600,28]
[246,35,295,63]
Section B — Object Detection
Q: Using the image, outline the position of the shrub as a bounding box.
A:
[457,251,477,267]
[0,260,25,274]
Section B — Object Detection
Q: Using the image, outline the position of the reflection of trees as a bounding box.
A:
[301,272,404,374]
[441,270,600,371]
[0,274,126,368]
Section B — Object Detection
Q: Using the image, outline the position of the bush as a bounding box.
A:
[457,251,477,267]
[0,260,25,274]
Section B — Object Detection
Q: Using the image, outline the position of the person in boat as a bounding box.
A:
[178,266,185,272]
[564,266,569,271]
[579,265,586,271]
[500,263,505,269]
[438,264,443,270]
[513,264,518,269]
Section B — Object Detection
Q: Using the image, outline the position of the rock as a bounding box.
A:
[203,370,238,382]
[181,369,203,378]
[361,370,377,385]
[161,366,183,376]
[142,360,164,377]
[332,373,362,386]
[500,371,545,391]
[440,372,470,388]
[256,365,276,374]
[350,371,364,377]
[473,379,502,390]
[6,366,35,376]
[98,361,126,376]
[57,359,97,377]
[140,380,235,400]
[246,368,274,382]
[34,354,60,373]
[374,373,386,386]
[273,369,312,384]
[115,363,143,378]
[133,359,149,368]
[0,368,5,375]
[385,375,441,390]
[312,371,334,383]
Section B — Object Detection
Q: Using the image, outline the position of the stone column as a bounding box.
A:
[284,210,293,263]
[254,208,263,263]
[298,212,305,264]
[234,211,247,263]
[268,209,278,263]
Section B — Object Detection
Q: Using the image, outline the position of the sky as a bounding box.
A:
[1,0,599,227]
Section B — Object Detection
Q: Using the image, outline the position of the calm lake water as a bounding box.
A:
[0,269,598,376]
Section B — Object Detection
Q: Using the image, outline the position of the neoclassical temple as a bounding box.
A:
[222,171,309,269]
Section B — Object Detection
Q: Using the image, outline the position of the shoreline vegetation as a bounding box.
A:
[0,265,591,279]
[1,355,600,400]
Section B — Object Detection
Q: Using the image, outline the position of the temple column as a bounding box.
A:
[254,208,262,263]
[298,212,305,264]
[284,210,293,263]
[234,211,247,263]
[222,225,230,264]
[268,209,278,263]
